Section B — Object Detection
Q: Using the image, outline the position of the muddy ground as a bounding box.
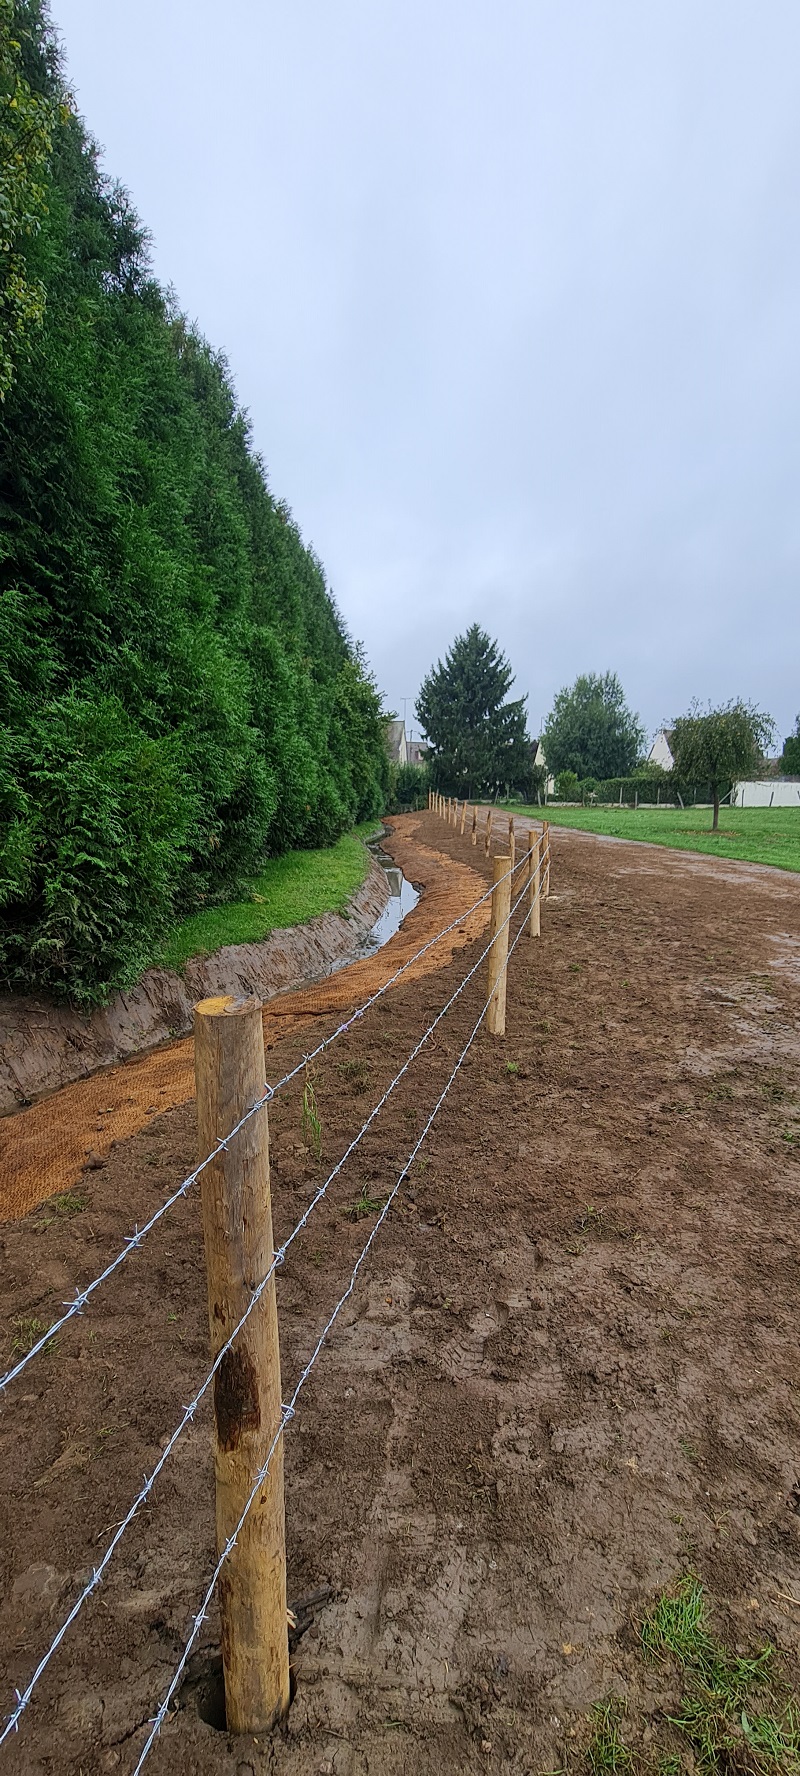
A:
[1,812,800,1776]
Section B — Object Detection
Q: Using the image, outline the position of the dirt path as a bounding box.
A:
[2,812,800,1776]
[0,821,488,1221]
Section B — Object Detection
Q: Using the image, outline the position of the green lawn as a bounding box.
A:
[158,824,380,972]
[509,804,800,873]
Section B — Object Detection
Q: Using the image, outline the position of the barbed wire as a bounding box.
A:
[0,866,540,1742]
[132,873,537,1770]
[0,851,524,1401]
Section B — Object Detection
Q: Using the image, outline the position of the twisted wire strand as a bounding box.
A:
[0,858,518,1400]
[132,874,537,1771]
[1,866,540,1742]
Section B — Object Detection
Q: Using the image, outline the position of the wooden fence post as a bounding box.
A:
[508,816,515,875]
[484,807,493,855]
[486,855,512,1037]
[471,806,477,845]
[460,800,467,836]
[543,821,551,898]
[194,995,290,1734]
[527,835,541,938]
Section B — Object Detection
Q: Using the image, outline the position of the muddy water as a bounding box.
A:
[329,837,420,970]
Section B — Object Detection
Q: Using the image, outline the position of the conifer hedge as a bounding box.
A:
[0,3,388,1004]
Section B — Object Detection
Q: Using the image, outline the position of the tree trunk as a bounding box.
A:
[712,791,720,830]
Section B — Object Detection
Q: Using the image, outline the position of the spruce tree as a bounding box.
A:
[415,625,529,798]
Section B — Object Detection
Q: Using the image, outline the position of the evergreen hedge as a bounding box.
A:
[0,3,388,1004]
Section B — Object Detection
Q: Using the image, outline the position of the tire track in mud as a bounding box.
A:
[0,820,488,1221]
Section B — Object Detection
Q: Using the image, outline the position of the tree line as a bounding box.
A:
[0,1,388,1005]
[414,627,791,831]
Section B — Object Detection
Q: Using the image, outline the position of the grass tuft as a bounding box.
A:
[640,1576,799,1775]
[301,1074,322,1160]
[586,1698,632,1774]
[10,1316,51,1356]
[345,1187,388,1222]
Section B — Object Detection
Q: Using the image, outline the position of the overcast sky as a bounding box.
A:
[52,0,800,745]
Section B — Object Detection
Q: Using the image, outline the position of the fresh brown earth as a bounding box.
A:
[0,824,488,1220]
[2,811,800,1776]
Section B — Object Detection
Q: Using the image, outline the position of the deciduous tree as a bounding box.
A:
[671,701,775,830]
[543,672,644,780]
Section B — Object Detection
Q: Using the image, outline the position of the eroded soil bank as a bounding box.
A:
[1,813,799,1776]
[0,821,488,1219]
[0,855,392,1118]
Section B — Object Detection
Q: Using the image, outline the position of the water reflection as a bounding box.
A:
[329,839,420,972]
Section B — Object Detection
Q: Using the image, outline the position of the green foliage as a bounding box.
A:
[554,768,581,800]
[415,624,529,797]
[594,774,710,806]
[387,760,429,812]
[0,3,387,1003]
[0,0,62,398]
[543,672,645,780]
[781,716,800,774]
[671,700,775,828]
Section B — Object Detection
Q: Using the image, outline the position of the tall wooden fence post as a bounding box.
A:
[195,994,290,1734]
[486,855,512,1036]
[484,807,493,856]
[543,821,551,897]
[527,834,541,937]
[460,800,467,836]
[471,806,477,845]
[508,816,515,876]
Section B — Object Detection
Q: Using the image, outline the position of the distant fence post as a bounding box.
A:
[471,806,477,845]
[484,807,493,855]
[460,800,467,836]
[508,816,515,875]
[486,855,512,1037]
[527,834,541,938]
[194,995,290,1734]
[543,821,551,897]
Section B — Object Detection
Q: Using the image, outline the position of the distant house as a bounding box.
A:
[648,729,675,771]
[533,739,556,797]
[406,739,427,767]
[385,719,408,766]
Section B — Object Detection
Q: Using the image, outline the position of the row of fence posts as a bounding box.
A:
[161,797,553,1742]
[427,790,551,1026]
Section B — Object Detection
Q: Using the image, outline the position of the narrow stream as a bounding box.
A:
[329,836,420,972]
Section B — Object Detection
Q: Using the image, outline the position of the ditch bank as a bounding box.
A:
[0,820,488,1220]
[0,854,393,1120]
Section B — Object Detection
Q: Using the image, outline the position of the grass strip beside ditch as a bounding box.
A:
[159,827,378,972]
[509,806,800,873]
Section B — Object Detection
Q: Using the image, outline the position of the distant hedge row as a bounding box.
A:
[591,776,725,806]
[0,4,388,1005]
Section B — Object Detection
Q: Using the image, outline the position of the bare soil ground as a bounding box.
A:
[2,812,800,1776]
